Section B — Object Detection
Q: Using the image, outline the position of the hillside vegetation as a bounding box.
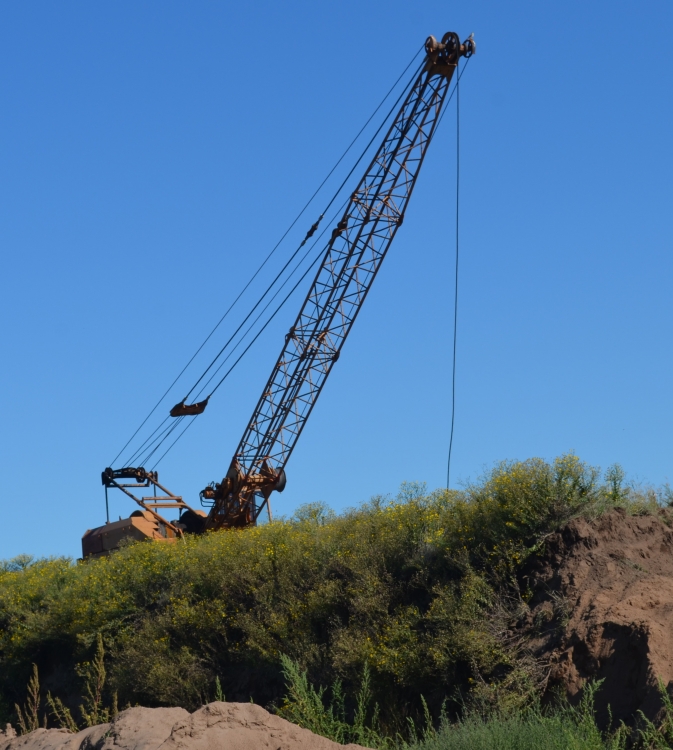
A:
[0,455,665,740]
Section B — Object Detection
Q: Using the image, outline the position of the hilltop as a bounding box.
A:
[1,455,672,747]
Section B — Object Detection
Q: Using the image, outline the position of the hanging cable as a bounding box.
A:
[152,415,199,470]
[110,47,424,467]
[124,57,469,472]
[149,227,332,468]
[124,415,173,467]
[446,60,461,490]
[175,60,425,405]
[430,57,470,143]
[194,200,347,397]
[130,201,344,467]
[143,55,453,466]
[140,416,185,466]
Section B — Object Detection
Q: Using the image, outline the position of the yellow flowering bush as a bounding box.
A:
[0,455,651,730]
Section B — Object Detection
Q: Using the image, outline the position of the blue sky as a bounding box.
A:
[1,1,671,559]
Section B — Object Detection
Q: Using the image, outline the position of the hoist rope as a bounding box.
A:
[110,46,424,468]
[150,231,331,469]
[134,201,345,468]
[127,58,427,468]
[177,58,426,405]
[446,59,463,490]
[195,203,348,399]
[127,195,348,468]
[125,415,174,467]
[142,57,473,470]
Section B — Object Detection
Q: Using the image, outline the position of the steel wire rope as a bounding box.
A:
[133,55,428,468]
[150,243,329,469]
[191,202,348,399]
[446,59,462,490]
[136,198,348,467]
[429,58,470,142]
[135,59,471,471]
[177,58,426,405]
[124,415,176,467]
[136,203,345,467]
[109,47,423,469]
[149,58,446,468]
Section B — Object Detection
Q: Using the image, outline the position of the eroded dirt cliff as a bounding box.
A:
[521,509,673,725]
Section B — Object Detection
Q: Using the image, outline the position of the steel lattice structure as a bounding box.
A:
[201,32,475,530]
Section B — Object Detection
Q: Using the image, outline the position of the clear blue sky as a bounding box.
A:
[1,1,671,559]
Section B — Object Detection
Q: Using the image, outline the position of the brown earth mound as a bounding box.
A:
[0,702,365,750]
[521,508,673,726]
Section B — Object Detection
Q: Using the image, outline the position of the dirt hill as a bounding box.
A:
[521,508,673,726]
[0,702,365,750]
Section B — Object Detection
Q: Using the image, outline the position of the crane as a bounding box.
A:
[82,31,475,558]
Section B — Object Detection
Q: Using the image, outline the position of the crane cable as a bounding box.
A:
[130,208,339,469]
[145,58,472,470]
[110,46,424,468]
[127,58,428,467]
[176,57,426,406]
[126,52,424,464]
[150,233,334,469]
[446,58,464,490]
[142,200,347,468]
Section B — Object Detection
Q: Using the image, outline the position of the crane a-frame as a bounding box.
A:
[82,31,475,557]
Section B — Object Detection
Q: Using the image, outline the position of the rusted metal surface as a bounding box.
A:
[424,32,475,79]
[82,511,181,558]
[82,468,205,558]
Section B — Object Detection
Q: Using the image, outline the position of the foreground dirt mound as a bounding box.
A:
[0,702,365,750]
[521,509,673,725]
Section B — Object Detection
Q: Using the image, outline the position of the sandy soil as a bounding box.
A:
[0,702,365,750]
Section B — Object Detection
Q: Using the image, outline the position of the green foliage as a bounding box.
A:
[14,664,41,735]
[636,678,673,749]
[278,655,387,748]
[76,633,117,726]
[278,666,631,750]
[46,693,78,733]
[409,695,626,750]
[0,455,666,731]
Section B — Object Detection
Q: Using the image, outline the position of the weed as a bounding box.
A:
[77,633,117,726]
[278,655,389,748]
[14,665,40,735]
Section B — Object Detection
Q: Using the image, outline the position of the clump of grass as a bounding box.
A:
[45,635,117,732]
[636,678,673,749]
[75,633,117,726]
[14,664,41,734]
[278,663,629,750]
[278,655,388,748]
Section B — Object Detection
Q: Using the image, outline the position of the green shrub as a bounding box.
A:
[0,455,663,732]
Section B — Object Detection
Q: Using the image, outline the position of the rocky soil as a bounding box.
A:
[521,508,673,726]
[0,702,365,750]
